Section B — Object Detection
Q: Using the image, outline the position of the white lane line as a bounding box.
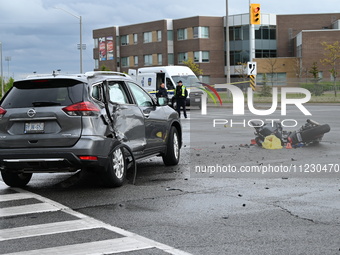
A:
[1,237,154,255]
[0,203,59,217]
[0,219,99,241]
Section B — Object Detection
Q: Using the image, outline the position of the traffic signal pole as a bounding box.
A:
[249,23,255,62]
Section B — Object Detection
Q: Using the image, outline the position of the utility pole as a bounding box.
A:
[225,0,231,84]
[0,42,3,97]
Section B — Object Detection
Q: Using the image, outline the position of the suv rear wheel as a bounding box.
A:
[1,171,33,187]
[101,146,126,187]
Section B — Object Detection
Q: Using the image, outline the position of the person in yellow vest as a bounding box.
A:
[174,80,188,118]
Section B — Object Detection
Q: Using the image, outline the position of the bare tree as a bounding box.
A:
[234,62,249,91]
[293,57,305,79]
[264,58,278,86]
[320,41,340,97]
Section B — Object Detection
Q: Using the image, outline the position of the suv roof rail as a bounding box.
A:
[84,71,129,78]
[26,74,53,78]
[26,73,85,79]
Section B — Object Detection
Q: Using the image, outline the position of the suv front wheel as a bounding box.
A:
[101,146,126,188]
[1,171,33,187]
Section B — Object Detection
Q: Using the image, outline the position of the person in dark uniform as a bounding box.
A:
[156,83,168,105]
[174,80,188,118]
[156,83,168,98]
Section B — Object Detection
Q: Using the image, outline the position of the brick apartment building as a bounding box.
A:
[93,13,340,85]
[276,13,340,82]
[93,16,224,84]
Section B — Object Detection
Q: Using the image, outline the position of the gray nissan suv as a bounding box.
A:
[0,71,182,187]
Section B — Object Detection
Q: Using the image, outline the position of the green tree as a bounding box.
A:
[308,62,323,96]
[100,65,111,71]
[0,77,14,98]
[182,58,203,77]
[320,41,340,97]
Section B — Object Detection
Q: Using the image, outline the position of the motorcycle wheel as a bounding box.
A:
[300,124,330,143]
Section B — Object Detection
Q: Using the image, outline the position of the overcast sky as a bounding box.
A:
[0,0,339,79]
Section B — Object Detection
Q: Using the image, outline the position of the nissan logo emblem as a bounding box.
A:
[27,109,36,118]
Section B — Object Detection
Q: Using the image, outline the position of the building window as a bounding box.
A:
[134,56,138,66]
[167,30,173,41]
[194,52,200,62]
[121,35,129,46]
[193,26,209,39]
[202,51,210,62]
[269,26,276,39]
[144,55,152,66]
[133,33,138,44]
[158,54,162,65]
[177,28,188,40]
[95,59,99,69]
[255,50,277,58]
[168,53,174,65]
[230,50,249,65]
[178,52,188,64]
[121,57,129,67]
[242,26,249,40]
[255,25,277,40]
[143,32,152,43]
[157,30,162,41]
[94,38,98,48]
[194,51,210,63]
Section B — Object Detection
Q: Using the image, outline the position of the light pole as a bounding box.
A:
[0,42,3,97]
[54,7,83,73]
[5,56,11,81]
[225,0,231,84]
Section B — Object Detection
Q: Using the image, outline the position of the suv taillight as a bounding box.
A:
[0,107,7,119]
[62,102,100,116]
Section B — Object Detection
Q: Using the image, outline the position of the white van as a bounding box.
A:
[128,66,204,107]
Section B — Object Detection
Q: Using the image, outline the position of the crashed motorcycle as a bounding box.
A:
[251,119,331,148]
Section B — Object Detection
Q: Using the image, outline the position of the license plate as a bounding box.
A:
[25,122,44,133]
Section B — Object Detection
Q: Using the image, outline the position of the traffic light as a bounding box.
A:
[250,3,261,25]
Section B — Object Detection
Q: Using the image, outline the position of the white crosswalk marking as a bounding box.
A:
[0,203,59,217]
[0,181,192,255]
[0,219,98,241]
[2,237,154,255]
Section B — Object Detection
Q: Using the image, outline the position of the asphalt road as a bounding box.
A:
[1,104,339,255]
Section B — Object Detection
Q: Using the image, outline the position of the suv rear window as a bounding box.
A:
[1,79,84,108]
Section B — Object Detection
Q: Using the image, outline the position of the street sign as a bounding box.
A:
[247,62,257,75]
